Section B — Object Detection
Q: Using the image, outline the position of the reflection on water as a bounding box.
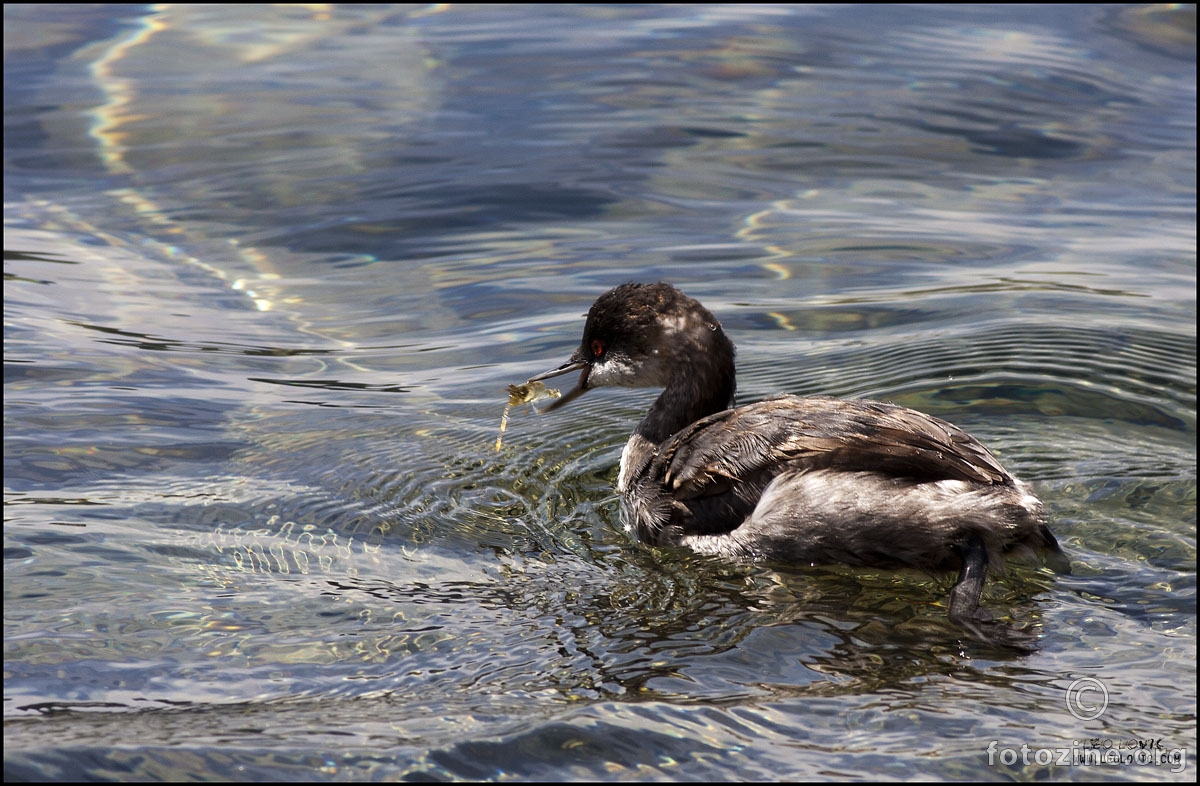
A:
[4,4,1195,781]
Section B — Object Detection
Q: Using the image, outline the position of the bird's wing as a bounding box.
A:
[659,395,1012,501]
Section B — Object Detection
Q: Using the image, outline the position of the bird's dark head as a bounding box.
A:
[528,282,735,421]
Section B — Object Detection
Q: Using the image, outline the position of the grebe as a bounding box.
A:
[528,282,1068,637]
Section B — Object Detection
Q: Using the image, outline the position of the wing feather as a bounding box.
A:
[660,396,1011,502]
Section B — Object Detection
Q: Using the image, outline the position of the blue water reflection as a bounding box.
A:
[4,4,1194,781]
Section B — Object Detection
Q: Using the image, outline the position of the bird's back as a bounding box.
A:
[619,395,1067,572]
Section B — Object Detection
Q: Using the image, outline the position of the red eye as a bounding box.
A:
[590,339,605,357]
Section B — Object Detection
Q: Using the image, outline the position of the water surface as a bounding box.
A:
[4,4,1195,781]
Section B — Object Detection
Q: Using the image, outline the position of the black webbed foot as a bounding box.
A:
[947,532,1040,653]
[948,531,988,623]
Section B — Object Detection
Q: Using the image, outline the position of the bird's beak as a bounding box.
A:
[527,355,590,412]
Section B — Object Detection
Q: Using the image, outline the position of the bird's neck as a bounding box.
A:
[636,345,736,445]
